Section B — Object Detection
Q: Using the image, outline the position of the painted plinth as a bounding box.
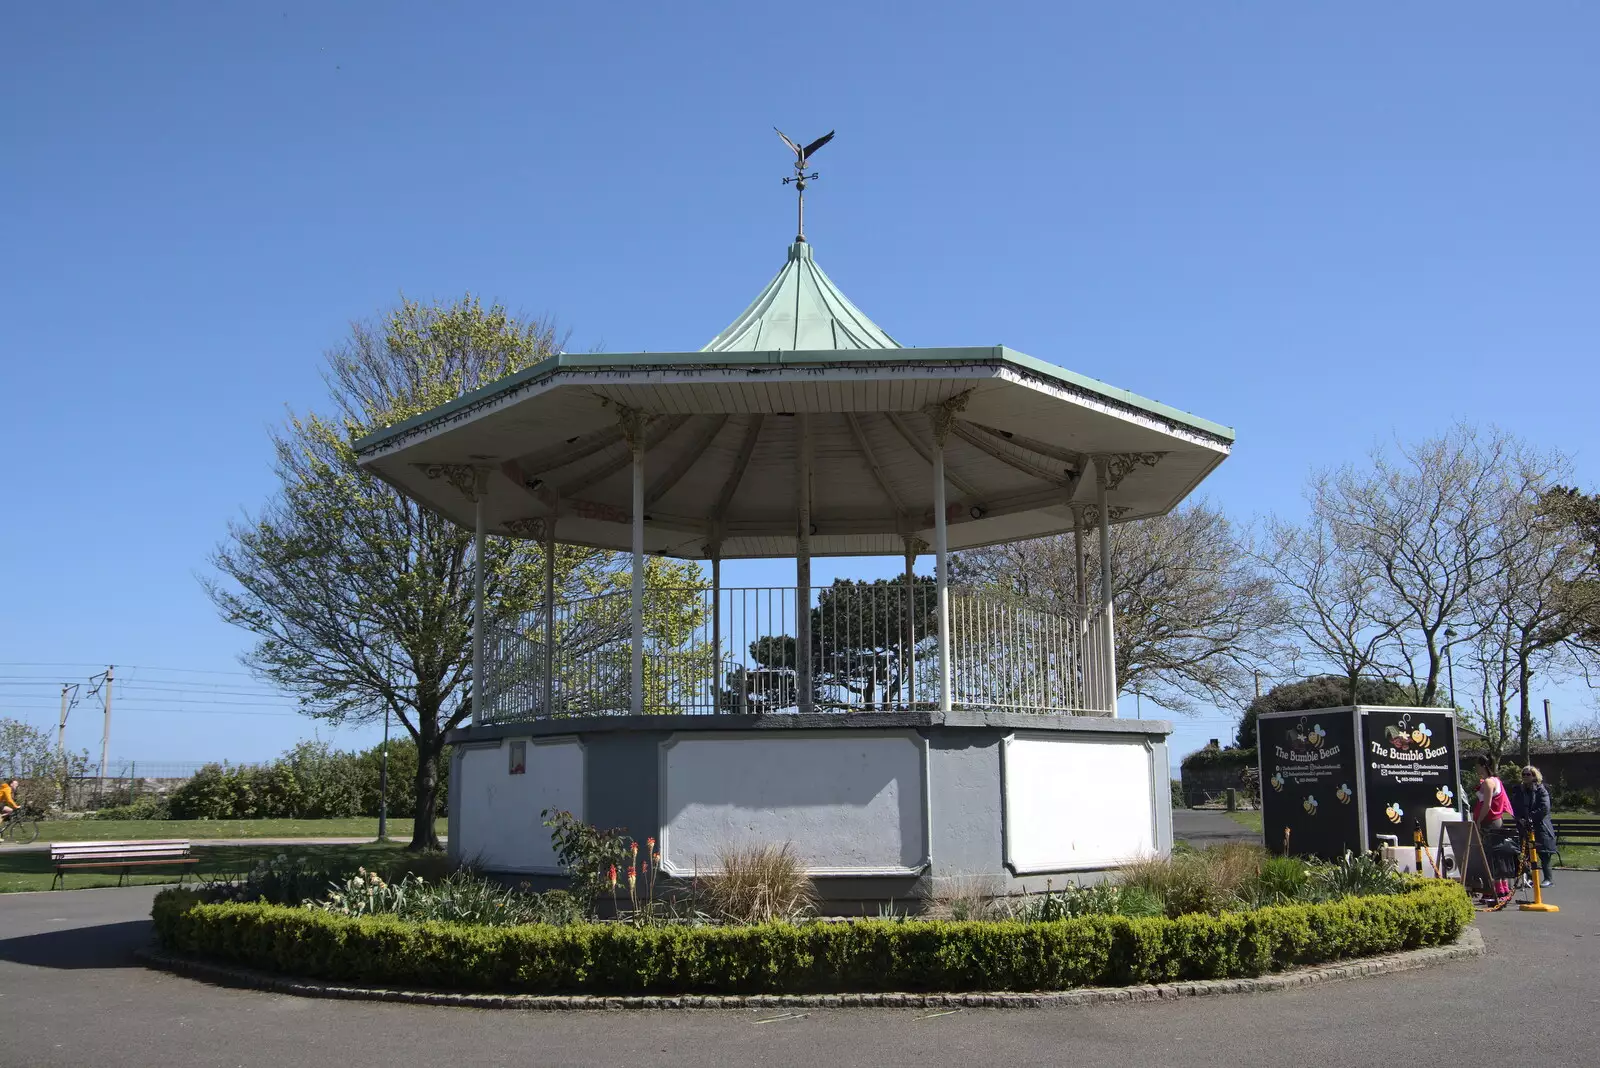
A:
[447,711,1173,908]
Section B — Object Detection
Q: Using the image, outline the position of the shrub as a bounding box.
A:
[150,879,1473,996]
[542,809,634,908]
[998,882,1164,922]
[87,795,171,820]
[1119,843,1270,918]
[313,868,585,927]
[694,843,818,924]
[1311,850,1408,899]
[1170,778,1186,809]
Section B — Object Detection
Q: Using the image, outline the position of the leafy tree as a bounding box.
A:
[0,717,90,804]
[733,578,936,712]
[207,297,628,849]
[1236,676,1413,749]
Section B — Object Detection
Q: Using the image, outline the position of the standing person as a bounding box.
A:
[1472,756,1513,830]
[1471,756,1514,900]
[1511,766,1558,888]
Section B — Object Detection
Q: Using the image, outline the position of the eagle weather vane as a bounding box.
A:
[775,127,834,242]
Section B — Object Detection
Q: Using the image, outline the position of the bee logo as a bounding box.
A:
[1335,783,1352,804]
[1303,795,1320,815]
[1385,802,1404,825]
[1270,772,1285,793]
[1435,784,1454,806]
[1309,724,1327,748]
[1412,722,1433,746]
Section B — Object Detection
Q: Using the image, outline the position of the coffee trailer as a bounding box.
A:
[1258,706,1461,860]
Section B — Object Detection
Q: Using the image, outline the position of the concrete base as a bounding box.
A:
[446,711,1173,909]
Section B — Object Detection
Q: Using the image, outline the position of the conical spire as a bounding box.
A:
[702,241,899,352]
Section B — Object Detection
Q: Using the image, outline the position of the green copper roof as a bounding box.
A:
[702,240,899,351]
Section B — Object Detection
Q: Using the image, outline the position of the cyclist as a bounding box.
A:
[0,777,18,826]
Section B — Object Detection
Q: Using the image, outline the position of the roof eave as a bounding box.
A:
[353,345,1235,460]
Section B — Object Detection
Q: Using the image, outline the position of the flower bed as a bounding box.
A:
[150,879,1471,996]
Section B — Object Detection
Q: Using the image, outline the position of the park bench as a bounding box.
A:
[51,840,197,890]
[1551,818,1600,868]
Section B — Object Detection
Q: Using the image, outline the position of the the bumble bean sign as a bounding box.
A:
[1257,708,1360,859]
[1258,705,1462,859]
[1358,707,1460,850]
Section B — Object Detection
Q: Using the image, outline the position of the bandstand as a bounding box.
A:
[355,154,1234,904]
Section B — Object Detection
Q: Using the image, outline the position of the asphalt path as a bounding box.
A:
[1171,808,1258,846]
[1,875,1596,1068]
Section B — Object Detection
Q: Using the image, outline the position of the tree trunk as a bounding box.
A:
[1517,656,1533,768]
[410,717,443,851]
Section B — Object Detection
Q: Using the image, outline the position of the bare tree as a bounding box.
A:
[954,502,1282,714]
[1260,510,1399,704]
[1313,424,1539,706]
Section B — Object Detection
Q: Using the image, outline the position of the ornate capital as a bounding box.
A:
[925,390,973,447]
[1094,452,1167,491]
[614,403,649,452]
[1081,504,1131,527]
[902,534,930,558]
[414,463,485,502]
[502,517,548,540]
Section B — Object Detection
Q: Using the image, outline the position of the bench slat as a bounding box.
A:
[56,858,199,871]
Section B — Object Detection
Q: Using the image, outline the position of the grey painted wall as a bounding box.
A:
[447,712,1174,907]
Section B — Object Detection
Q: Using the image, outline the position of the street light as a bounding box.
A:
[1444,627,1458,709]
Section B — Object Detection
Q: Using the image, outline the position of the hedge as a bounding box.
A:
[150,880,1472,996]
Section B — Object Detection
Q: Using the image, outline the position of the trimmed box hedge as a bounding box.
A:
[151,880,1472,996]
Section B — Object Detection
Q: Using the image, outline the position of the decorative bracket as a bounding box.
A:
[503,518,548,540]
[1081,504,1131,527]
[1094,452,1167,491]
[925,389,973,447]
[414,463,485,502]
[901,534,930,559]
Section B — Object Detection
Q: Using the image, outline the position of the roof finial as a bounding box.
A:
[776,128,834,243]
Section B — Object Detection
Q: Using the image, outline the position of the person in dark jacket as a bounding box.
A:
[1510,765,1557,887]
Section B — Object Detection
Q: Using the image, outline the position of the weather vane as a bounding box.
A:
[775,127,834,242]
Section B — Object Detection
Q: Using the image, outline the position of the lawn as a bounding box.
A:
[10,817,436,844]
[0,841,428,894]
[1223,809,1599,868]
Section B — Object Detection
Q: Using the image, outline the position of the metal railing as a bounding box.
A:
[483,581,1114,722]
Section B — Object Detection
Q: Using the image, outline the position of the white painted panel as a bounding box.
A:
[1004,733,1154,872]
[456,738,584,873]
[660,732,927,876]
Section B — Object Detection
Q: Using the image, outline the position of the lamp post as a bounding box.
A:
[1444,627,1458,709]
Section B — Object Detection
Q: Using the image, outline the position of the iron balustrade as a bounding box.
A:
[481,582,1112,722]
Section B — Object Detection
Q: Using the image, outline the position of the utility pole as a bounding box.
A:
[1544,698,1553,741]
[57,685,71,756]
[99,665,114,789]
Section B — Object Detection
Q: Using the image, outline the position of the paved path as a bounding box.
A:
[2,874,1595,1067]
[1171,808,1257,846]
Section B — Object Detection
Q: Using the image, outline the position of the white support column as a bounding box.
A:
[795,414,813,715]
[1095,458,1118,717]
[902,536,919,710]
[710,544,722,714]
[471,473,487,727]
[542,514,556,717]
[932,443,952,714]
[630,439,645,717]
[1072,505,1086,617]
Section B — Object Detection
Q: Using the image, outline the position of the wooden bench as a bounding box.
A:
[1551,818,1600,867]
[51,840,197,890]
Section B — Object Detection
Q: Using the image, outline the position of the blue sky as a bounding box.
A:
[2,3,1596,773]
